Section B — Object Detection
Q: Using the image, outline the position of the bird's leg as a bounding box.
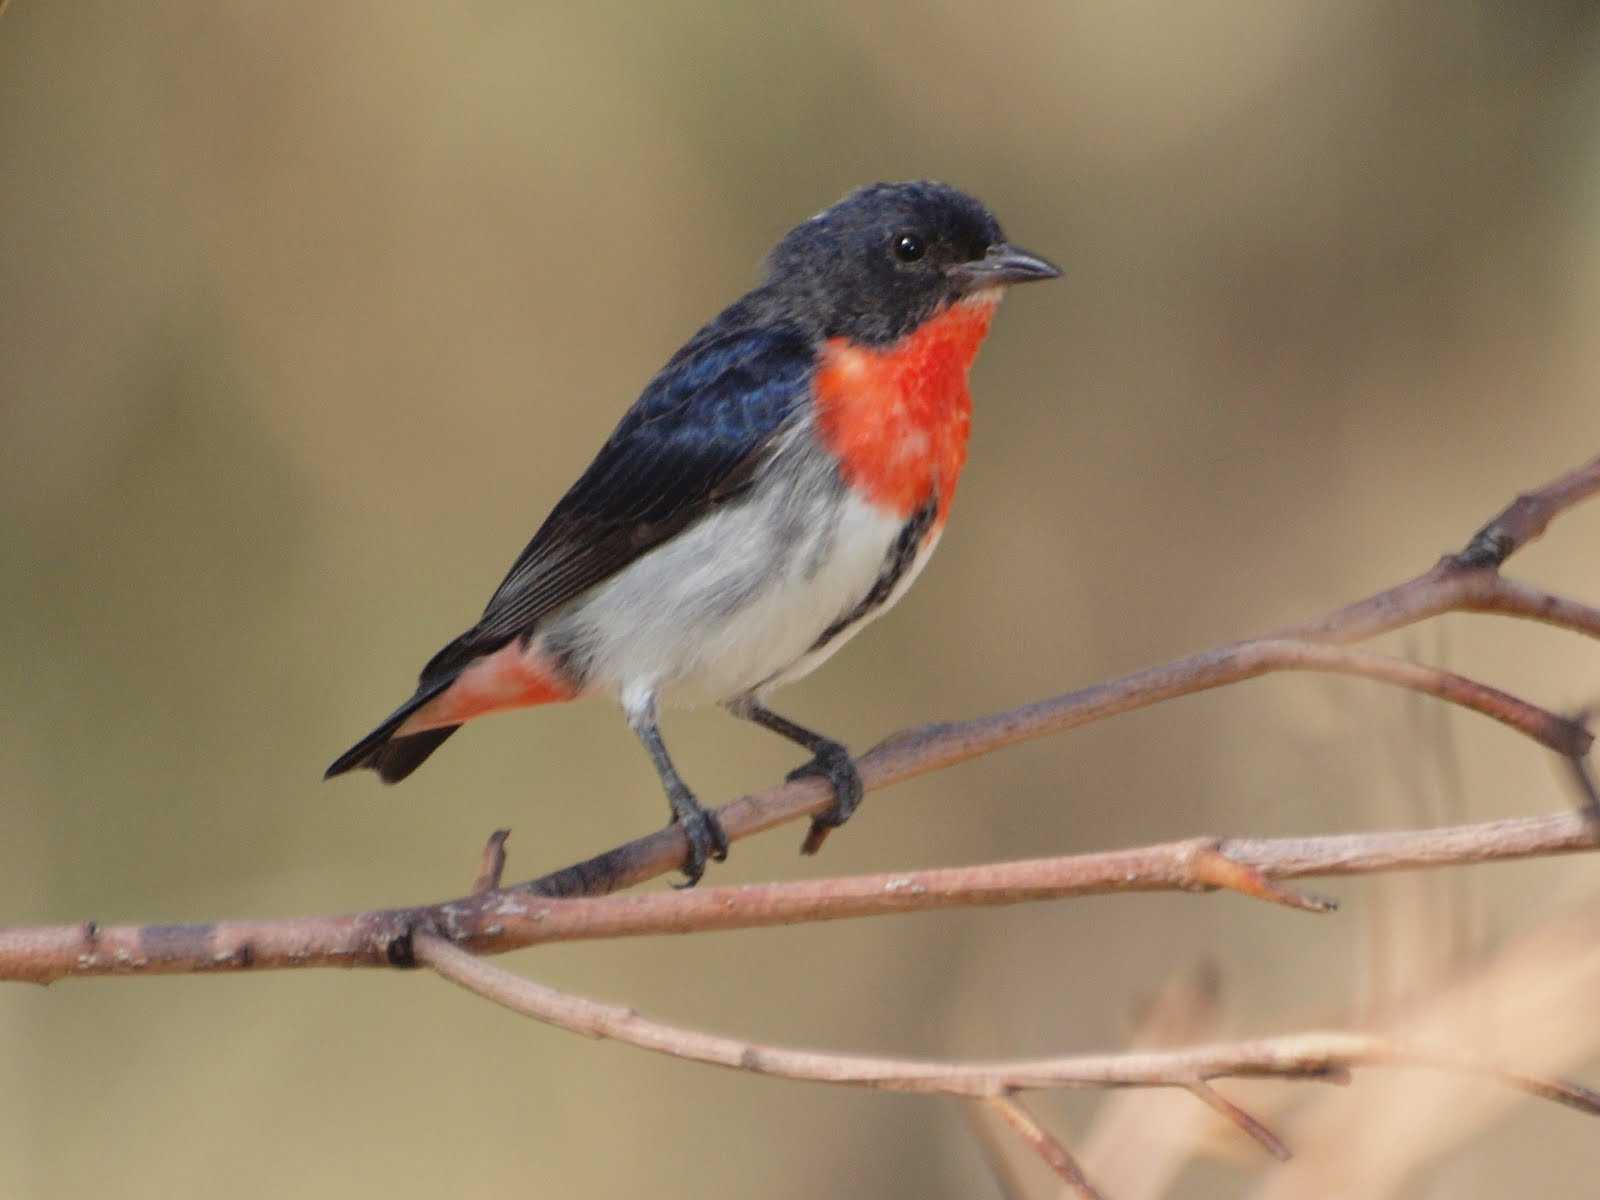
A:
[726,697,862,853]
[624,694,728,886]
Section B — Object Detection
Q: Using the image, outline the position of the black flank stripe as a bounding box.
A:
[809,494,939,654]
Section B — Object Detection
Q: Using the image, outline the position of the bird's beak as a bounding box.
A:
[947,243,1062,288]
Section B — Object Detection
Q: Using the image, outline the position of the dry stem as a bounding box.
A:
[411,928,1600,1197]
[1,811,1593,982]
[411,929,1600,1112]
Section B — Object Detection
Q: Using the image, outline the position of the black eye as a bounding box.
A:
[893,232,926,263]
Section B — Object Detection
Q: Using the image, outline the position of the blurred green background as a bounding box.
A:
[4,3,1600,1197]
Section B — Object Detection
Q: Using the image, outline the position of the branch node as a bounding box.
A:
[1189,844,1337,913]
[1452,527,1514,569]
[385,925,418,969]
[1304,1063,1354,1087]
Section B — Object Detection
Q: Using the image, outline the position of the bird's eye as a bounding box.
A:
[893,232,927,263]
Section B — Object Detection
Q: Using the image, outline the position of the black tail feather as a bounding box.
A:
[369,725,460,782]
[325,678,459,784]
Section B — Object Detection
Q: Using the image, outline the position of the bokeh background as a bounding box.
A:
[4,3,1600,1197]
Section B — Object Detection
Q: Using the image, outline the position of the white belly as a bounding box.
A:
[539,426,925,708]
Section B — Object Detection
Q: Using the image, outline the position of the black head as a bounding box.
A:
[760,181,1060,346]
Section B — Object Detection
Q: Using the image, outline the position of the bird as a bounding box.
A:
[325,180,1060,884]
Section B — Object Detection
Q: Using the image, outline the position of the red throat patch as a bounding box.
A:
[811,295,997,522]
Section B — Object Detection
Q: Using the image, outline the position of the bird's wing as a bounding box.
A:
[421,326,816,679]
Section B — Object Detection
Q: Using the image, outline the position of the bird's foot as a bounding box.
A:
[668,790,729,888]
[786,739,863,855]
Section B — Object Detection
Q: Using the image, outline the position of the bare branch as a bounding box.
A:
[1184,1080,1294,1162]
[1461,577,1600,640]
[470,829,511,895]
[410,927,1600,1112]
[1454,454,1600,567]
[965,1099,1039,1200]
[413,910,1600,1183]
[3,810,1594,983]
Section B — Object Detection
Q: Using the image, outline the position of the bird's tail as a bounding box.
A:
[324,678,460,784]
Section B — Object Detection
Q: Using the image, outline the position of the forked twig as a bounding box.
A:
[1184,1080,1294,1161]
[411,929,1600,1173]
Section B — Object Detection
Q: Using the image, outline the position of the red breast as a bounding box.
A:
[811,295,998,524]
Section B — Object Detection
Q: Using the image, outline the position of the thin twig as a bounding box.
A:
[980,1093,1106,1198]
[471,829,511,895]
[410,928,1600,1115]
[964,1099,1038,1200]
[1185,1080,1293,1161]
[1462,578,1600,640]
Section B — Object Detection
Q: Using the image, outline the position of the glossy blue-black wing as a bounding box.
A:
[425,326,816,675]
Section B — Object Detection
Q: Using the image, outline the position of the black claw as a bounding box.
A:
[669,794,729,889]
[727,700,862,856]
[787,740,864,836]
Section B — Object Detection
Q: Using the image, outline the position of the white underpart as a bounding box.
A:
[537,418,934,719]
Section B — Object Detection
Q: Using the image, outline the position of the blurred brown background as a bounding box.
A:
[4,3,1600,1197]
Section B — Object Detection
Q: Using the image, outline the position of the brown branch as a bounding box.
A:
[409,925,1600,1110]
[1461,577,1600,640]
[1455,455,1600,566]
[410,929,1600,1111]
[413,922,1600,1184]
[4,810,1595,983]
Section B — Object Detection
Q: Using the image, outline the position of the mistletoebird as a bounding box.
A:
[326,181,1060,883]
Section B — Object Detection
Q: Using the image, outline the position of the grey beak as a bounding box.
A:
[947,243,1062,288]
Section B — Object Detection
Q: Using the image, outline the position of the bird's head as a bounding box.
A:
[763,180,1060,346]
